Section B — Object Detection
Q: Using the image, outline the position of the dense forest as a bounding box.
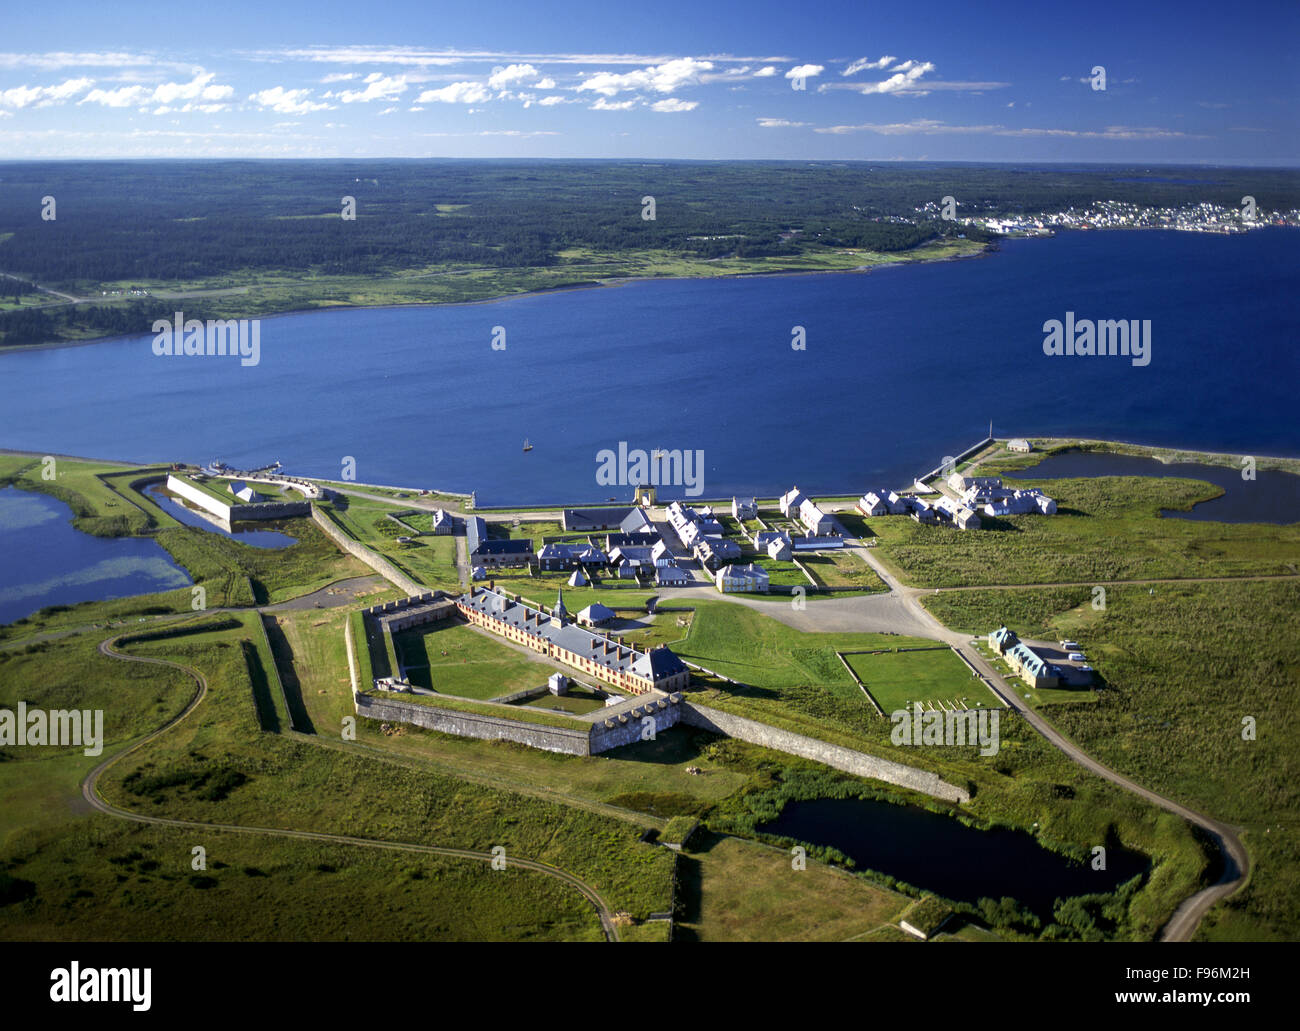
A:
[0,160,1296,347]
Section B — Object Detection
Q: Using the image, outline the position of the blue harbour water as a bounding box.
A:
[0,228,1295,506]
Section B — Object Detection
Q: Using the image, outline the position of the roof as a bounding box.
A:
[466,516,533,556]
[578,602,616,622]
[619,508,655,534]
[458,587,687,684]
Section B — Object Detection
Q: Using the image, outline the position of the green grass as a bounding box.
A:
[867,474,1300,589]
[89,618,676,920]
[843,648,1000,712]
[920,578,1300,941]
[318,497,461,590]
[394,622,560,699]
[799,551,888,592]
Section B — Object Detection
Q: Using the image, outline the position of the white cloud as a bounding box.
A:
[378,106,397,115]
[842,56,895,75]
[590,97,637,110]
[785,64,824,80]
[487,63,540,89]
[79,84,148,108]
[534,77,556,90]
[577,57,712,96]
[338,72,408,103]
[753,66,778,77]
[416,81,490,104]
[248,86,332,114]
[757,117,808,128]
[0,77,93,109]
[0,51,181,71]
[815,118,998,135]
[321,72,356,84]
[812,118,1195,140]
[650,98,697,112]
[855,61,935,94]
[537,95,565,106]
[152,72,233,105]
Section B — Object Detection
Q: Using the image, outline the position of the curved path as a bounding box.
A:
[85,634,621,942]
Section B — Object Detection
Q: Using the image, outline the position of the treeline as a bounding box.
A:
[3,160,1293,288]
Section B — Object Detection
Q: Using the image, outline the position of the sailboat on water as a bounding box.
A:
[522,439,533,452]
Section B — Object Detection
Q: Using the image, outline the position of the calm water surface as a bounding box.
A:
[0,229,1295,505]
[0,486,191,625]
[760,796,1148,917]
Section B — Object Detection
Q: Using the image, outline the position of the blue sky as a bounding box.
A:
[1,0,1295,163]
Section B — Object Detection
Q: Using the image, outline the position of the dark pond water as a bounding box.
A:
[0,486,192,625]
[1005,450,1300,523]
[142,483,297,548]
[759,796,1148,917]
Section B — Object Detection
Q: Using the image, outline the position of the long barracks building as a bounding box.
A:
[456,585,691,695]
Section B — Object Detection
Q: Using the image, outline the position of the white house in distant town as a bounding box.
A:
[779,486,806,517]
[1007,438,1033,453]
[430,508,454,534]
[715,563,769,594]
[857,492,889,516]
[798,497,834,536]
[732,497,758,520]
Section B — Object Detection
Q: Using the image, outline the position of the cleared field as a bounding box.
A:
[800,551,888,593]
[521,685,607,715]
[674,833,908,942]
[395,622,558,699]
[842,648,999,712]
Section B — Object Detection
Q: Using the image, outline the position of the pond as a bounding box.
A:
[142,482,298,548]
[0,486,192,626]
[759,796,1148,918]
[1005,450,1300,523]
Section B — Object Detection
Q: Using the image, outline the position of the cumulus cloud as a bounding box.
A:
[753,66,778,77]
[487,63,540,89]
[855,61,936,94]
[650,98,697,112]
[537,94,565,106]
[247,86,332,114]
[590,97,637,110]
[0,77,93,108]
[415,81,490,104]
[576,57,712,96]
[842,55,895,75]
[337,72,408,103]
[785,64,824,80]
[79,84,148,107]
[152,72,233,105]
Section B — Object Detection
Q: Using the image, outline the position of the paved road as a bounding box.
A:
[85,633,622,942]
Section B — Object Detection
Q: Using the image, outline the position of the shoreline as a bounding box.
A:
[5,435,1298,512]
[0,242,994,356]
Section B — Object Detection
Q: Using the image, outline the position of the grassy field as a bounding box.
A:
[318,496,460,590]
[843,648,1000,712]
[395,622,560,699]
[800,550,889,592]
[674,832,910,941]
[920,578,1300,941]
[88,614,678,922]
[863,474,1300,588]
